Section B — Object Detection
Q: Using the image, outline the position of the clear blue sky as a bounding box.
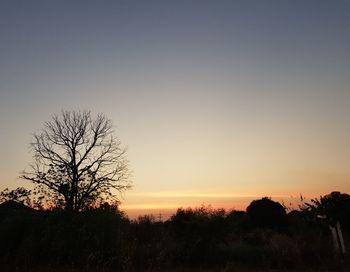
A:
[1,0,350,215]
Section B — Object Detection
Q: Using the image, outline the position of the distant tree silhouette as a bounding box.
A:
[246,197,287,230]
[21,110,130,211]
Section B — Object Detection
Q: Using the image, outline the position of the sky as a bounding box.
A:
[1,0,350,217]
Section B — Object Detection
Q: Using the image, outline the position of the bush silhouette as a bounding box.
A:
[306,191,350,231]
[246,197,287,230]
[169,206,227,266]
[0,193,349,271]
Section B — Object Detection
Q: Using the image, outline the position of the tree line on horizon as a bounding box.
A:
[0,187,349,271]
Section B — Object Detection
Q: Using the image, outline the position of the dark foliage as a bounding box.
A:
[0,194,349,271]
[303,191,350,230]
[246,197,288,230]
[168,206,228,266]
[0,187,31,205]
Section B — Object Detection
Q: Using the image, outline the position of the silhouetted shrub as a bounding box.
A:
[0,193,349,271]
[246,197,287,230]
[168,206,228,266]
[0,204,129,271]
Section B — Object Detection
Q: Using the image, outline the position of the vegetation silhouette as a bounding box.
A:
[21,110,131,212]
[246,197,287,230]
[0,191,349,271]
[302,191,350,231]
[0,187,32,206]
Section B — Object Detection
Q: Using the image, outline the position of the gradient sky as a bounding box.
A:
[1,0,350,217]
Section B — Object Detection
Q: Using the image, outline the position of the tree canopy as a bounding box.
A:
[304,191,350,229]
[246,197,287,230]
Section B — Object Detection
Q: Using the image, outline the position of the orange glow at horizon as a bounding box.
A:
[118,191,323,219]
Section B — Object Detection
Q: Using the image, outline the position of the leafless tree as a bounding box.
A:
[21,110,130,211]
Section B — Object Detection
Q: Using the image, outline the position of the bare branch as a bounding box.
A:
[21,110,131,211]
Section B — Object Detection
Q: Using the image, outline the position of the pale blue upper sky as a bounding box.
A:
[1,0,350,213]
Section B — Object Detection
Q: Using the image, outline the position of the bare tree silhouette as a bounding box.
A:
[21,110,131,211]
